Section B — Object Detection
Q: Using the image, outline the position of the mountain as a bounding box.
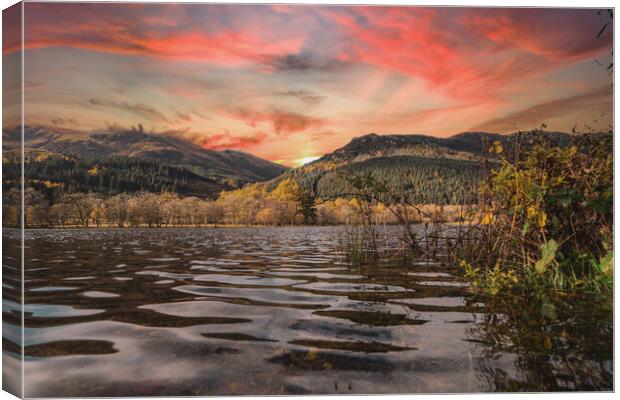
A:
[273,131,579,205]
[4,127,603,205]
[3,126,288,198]
[317,132,501,164]
[313,130,578,165]
[4,126,287,184]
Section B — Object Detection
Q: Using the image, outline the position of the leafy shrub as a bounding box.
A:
[462,131,613,293]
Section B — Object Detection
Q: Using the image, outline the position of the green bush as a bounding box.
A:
[462,131,613,294]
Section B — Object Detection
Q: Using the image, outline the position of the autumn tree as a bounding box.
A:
[24,188,50,227]
[105,194,129,227]
[271,177,303,225]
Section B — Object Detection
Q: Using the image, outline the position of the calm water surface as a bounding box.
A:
[2,226,613,396]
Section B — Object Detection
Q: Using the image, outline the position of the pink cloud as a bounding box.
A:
[201,130,268,150]
[224,107,325,135]
[322,7,612,101]
[14,4,613,161]
[461,9,612,62]
[20,3,305,66]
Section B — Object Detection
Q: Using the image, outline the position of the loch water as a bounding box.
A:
[2,226,613,396]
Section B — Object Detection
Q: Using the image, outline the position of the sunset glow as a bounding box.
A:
[294,156,322,166]
[5,4,613,165]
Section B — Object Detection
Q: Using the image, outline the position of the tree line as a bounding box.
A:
[3,150,228,201]
[4,176,474,228]
[283,155,484,205]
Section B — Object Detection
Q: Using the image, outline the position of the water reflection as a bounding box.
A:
[2,231,23,396]
[0,226,612,396]
[468,294,613,391]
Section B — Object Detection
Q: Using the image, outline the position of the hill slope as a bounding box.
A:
[273,131,577,205]
[318,132,500,164]
[3,126,288,198]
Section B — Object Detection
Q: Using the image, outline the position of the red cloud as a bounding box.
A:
[322,7,612,100]
[15,3,613,143]
[224,107,325,135]
[201,130,268,150]
[20,3,304,66]
[2,3,21,54]
[271,111,324,134]
[17,3,612,97]
[461,9,612,62]
[322,7,480,94]
[129,31,303,64]
[22,29,302,67]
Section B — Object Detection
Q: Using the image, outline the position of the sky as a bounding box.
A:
[3,3,614,166]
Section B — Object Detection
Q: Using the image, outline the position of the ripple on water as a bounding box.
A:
[30,286,78,292]
[133,250,150,255]
[288,339,416,353]
[190,259,241,268]
[314,309,429,326]
[25,303,105,317]
[155,280,175,284]
[193,274,302,287]
[416,281,470,288]
[16,226,612,394]
[267,271,363,280]
[293,282,406,293]
[149,257,181,262]
[159,272,196,280]
[174,285,334,308]
[406,272,454,278]
[391,297,467,308]
[201,332,278,342]
[24,340,118,358]
[83,291,120,298]
[273,266,347,272]
[63,276,96,281]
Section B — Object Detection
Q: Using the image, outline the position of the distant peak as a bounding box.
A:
[350,133,379,141]
[220,149,250,155]
[452,131,490,137]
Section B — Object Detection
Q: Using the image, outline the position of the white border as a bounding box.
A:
[0,1,616,400]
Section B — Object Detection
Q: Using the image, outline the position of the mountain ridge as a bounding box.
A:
[3,125,288,186]
[270,129,604,205]
[310,130,577,166]
[4,126,608,203]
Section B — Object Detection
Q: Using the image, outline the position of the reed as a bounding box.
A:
[336,130,613,295]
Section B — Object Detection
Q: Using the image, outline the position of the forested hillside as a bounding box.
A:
[3,125,288,191]
[287,156,484,205]
[268,130,594,206]
[9,150,229,200]
[5,129,608,228]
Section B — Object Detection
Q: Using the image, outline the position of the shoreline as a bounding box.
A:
[8,221,473,230]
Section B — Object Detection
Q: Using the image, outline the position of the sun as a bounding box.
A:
[294,156,321,167]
